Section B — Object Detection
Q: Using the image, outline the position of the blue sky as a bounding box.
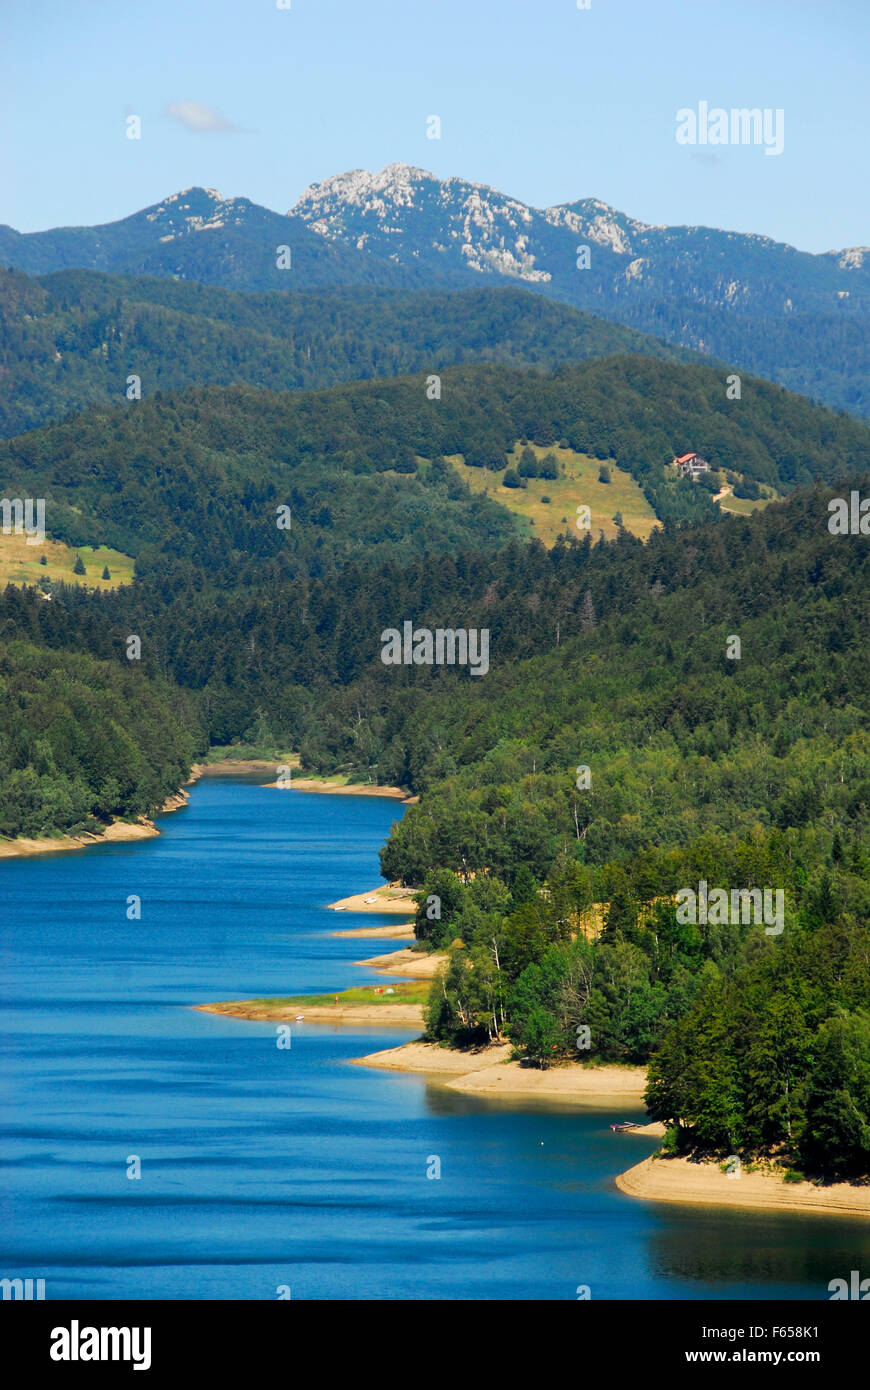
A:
[2,0,866,251]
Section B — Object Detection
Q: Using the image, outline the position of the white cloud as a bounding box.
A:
[165,100,237,133]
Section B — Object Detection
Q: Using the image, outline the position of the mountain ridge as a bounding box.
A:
[291,161,867,267]
[3,171,868,415]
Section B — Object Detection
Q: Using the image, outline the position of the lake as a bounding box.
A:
[1,775,867,1300]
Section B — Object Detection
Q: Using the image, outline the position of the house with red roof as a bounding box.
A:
[672,451,710,478]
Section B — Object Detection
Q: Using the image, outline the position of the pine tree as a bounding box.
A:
[580,590,596,631]
[102,565,111,580]
[73,554,86,575]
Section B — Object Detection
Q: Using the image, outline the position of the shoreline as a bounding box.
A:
[182,788,870,1214]
[1,757,414,863]
[352,1039,649,1101]
[615,1152,870,1220]
[354,948,447,979]
[198,755,414,799]
[192,848,870,1214]
[195,994,426,1026]
[331,922,416,940]
[193,757,416,800]
[0,790,189,860]
[327,884,418,915]
[265,778,415,801]
[190,759,281,778]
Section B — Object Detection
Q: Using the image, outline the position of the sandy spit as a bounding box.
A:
[616,1153,870,1218]
[355,948,447,979]
[352,1041,513,1074]
[447,1059,648,1100]
[331,923,416,940]
[353,1040,648,1100]
[327,885,418,915]
[0,790,188,860]
[191,760,417,803]
[195,1000,424,1025]
[266,779,414,800]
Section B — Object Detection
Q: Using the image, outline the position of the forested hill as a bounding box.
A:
[0,639,202,840]
[368,480,870,877]
[3,358,868,572]
[5,473,868,796]
[0,268,699,438]
[361,482,869,1179]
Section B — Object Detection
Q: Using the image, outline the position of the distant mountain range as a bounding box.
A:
[0,185,464,292]
[3,166,868,415]
[292,164,869,314]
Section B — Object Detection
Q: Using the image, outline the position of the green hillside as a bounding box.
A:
[1,359,866,576]
[0,639,201,839]
[0,267,698,438]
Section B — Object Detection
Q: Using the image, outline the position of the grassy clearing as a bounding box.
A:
[720,493,772,515]
[448,443,660,545]
[254,981,431,1009]
[0,531,135,589]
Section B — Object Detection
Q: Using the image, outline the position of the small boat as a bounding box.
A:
[295,1014,305,1021]
[610,1121,637,1132]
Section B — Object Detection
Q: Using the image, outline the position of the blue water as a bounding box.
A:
[1,776,868,1300]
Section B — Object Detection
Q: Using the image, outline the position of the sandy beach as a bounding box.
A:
[267,777,414,800]
[192,758,416,802]
[447,1059,647,1100]
[353,1039,648,1100]
[0,790,189,860]
[327,884,418,914]
[353,1040,514,1074]
[331,922,416,940]
[355,948,446,978]
[616,1153,870,1219]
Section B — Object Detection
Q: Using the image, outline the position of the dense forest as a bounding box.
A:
[2,357,868,572]
[0,268,697,438]
[1,356,868,1180]
[368,486,870,1179]
[609,294,870,421]
[0,638,201,837]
